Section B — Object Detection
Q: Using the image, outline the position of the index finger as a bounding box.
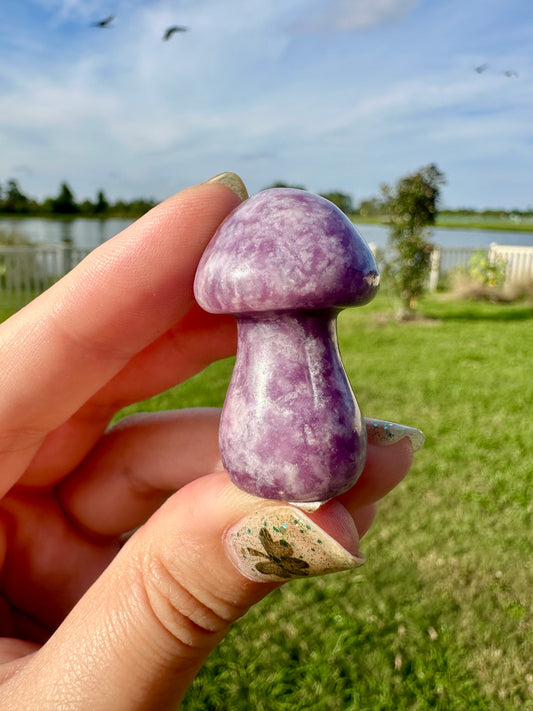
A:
[0,181,242,496]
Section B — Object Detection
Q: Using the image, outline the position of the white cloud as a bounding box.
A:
[31,0,115,23]
[295,0,418,32]
[1,0,532,207]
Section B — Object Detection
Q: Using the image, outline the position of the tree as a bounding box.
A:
[357,197,385,218]
[2,179,31,214]
[381,164,446,316]
[94,189,109,215]
[79,199,95,216]
[52,182,79,214]
[320,191,354,215]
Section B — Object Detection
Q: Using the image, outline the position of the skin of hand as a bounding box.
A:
[0,180,414,710]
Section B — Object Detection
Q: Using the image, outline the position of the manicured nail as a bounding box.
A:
[225,506,365,583]
[203,172,249,201]
[365,417,425,452]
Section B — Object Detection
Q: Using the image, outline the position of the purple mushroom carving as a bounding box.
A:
[194,188,380,503]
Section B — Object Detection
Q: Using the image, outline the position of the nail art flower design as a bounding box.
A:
[226,506,365,583]
[246,527,310,579]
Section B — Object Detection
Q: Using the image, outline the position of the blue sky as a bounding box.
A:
[1,0,532,208]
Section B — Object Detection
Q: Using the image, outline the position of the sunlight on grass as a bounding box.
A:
[112,292,533,710]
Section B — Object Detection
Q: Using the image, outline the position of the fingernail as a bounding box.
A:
[225,506,365,583]
[365,417,425,452]
[203,172,249,201]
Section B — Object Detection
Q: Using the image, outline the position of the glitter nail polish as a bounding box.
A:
[365,418,425,452]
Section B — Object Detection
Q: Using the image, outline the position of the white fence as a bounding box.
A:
[428,243,533,291]
[1,242,533,309]
[489,243,533,283]
[0,244,90,308]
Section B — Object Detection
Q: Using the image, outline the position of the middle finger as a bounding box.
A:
[58,413,414,538]
[58,408,224,536]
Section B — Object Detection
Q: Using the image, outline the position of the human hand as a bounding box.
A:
[0,174,422,709]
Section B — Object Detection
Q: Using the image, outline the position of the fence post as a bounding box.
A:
[429,247,441,291]
[0,244,90,309]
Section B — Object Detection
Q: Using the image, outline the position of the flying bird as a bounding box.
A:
[474,64,489,73]
[92,15,115,28]
[504,70,518,78]
[163,25,188,41]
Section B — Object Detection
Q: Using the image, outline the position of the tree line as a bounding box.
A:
[0,179,156,219]
[1,177,358,219]
[2,176,531,221]
[3,165,522,318]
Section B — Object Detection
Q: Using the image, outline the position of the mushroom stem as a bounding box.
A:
[219,310,366,503]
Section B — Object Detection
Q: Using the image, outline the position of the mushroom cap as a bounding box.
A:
[194,188,380,314]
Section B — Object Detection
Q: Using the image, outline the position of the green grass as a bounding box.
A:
[115,293,533,710]
[352,214,533,232]
[436,214,533,232]
[3,293,532,709]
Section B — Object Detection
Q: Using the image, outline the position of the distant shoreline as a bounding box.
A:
[1,212,533,234]
[352,216,533,233]
[0,212,140,223]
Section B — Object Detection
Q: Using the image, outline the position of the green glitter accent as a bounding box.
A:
[317,539,323,544]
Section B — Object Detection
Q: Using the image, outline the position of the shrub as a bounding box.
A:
[467,250,506,288]
[380,164,446,318]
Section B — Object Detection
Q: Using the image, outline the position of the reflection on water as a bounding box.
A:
[0,217,135,249]
[0,216,532,251]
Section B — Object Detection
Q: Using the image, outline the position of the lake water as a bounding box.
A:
[0,217,133,250]
[1,216,533,251]
[355,222,533,250]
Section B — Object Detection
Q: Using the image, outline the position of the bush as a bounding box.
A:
[467,250,506,288]
[448,250,515,303]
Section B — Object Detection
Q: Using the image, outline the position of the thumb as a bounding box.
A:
[2,474,364,710]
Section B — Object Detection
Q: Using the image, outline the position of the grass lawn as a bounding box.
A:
[353,214,533,232]
[114,292,533,710]
[2,292,532,709]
